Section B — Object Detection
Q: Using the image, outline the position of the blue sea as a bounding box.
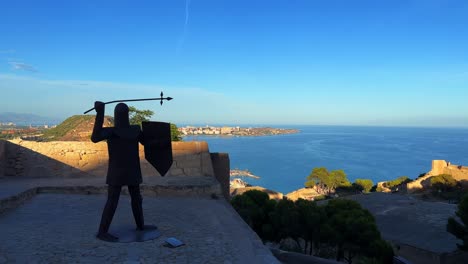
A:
[185,126,468,194]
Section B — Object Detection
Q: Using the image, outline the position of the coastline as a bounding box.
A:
[179,126,300,137]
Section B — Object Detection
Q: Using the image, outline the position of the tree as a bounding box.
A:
[269,198,302,248]
[128,106,182,141]
[128,106,154,126]
[305,167,351,195]
[447,194,468,250]
[231,190,277,241]
[324,199,391,264]
[354,179,374,193]
[296,199,327,255]
[170,123,182,141]
[330,169,351,189]
[230,190,393,262]
[304,179,316,188]
[306,167,329,191]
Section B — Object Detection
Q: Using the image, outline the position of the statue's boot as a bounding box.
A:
[96,232,118,242]
[130,194,158,231]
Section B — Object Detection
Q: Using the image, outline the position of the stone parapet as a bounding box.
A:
[210,153,230,200]
[4,140,221,179]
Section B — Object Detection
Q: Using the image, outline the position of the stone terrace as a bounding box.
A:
[0,193,278,264]
[0,139,279,263]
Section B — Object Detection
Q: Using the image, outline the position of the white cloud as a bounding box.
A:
[0,49,15,54]
[0,73,268,125]
[9,62,38,72]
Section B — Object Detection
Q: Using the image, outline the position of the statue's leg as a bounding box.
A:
[128,185,144,230]
[97,185,122,241]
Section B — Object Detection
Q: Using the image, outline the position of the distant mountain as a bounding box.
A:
[0,112,62,126]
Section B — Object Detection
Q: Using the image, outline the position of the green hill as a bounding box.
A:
[41,115,113,141]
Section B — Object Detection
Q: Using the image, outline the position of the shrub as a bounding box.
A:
[417,172,427,178]
[385,176,411,189]
[354,179,374,193]
[431,174,457,192]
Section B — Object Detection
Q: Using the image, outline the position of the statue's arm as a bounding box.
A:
[91,101,110,143]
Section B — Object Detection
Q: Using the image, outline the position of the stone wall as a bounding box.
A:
[3,139,217,178]
[210,153,230,200]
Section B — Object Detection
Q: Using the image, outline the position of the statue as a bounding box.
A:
[91,101,172,242]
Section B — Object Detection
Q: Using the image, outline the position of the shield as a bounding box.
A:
[142,121,173,176]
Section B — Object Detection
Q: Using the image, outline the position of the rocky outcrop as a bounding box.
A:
[285,187,323,201]
[230,186,284,200]
[230,178,249,188]
[230,185,326,202]
[376,181,392,193]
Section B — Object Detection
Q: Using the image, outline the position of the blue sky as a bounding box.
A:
[0,0,467,126]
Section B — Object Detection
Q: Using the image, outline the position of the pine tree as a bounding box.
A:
[447,194,468,250]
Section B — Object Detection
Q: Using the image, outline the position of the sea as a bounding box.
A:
[184,126,468,194]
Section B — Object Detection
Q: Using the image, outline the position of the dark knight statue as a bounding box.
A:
[91,101,155,242]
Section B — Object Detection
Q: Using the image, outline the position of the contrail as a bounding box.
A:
[177,0,191,53]
[184,0,191,26]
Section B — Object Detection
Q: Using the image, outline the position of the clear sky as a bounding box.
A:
[1,0,467,126]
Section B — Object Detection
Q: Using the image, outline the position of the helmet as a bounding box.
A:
[114,103,130,128]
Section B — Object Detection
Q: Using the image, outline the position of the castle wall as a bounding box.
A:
[431,160,449,176]
[407,160,468,192]
[4,139,217,178]
[443,165,468,182]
